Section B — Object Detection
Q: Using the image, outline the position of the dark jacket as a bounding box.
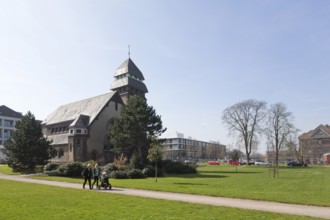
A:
[82,168,92,178]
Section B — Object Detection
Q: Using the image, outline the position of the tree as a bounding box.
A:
[205,143,225,160]
[4,111,53,172]
[265,103,298,177]
[108,96,166,166]
[228,149,243,161]
[266,103,297,166]
[222,99,267,165]
[147,138,163,183]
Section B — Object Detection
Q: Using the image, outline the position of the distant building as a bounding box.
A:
[0,105,23,162]
[162,132,226,162]
[42,57,148,163]
[299,124,330,164]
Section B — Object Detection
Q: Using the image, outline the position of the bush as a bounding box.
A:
[161,160,197,174]
[127,169,145,179]
[110,170,129,179]
[44,162,60,173]
[102,163,118,173]
[47,162,84,177]
[142,165,163,177]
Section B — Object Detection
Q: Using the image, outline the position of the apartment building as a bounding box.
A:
[0,105,23,162]
[162,132,226,162]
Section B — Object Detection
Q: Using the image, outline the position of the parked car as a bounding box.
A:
[228,160,241,165]
[240,159,255,165]
[184,159,196,165]
[254,161,270,166]
[208,161,220,165]
[287,161,308,167]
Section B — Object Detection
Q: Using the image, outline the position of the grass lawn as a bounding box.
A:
[116,165,330,206]
[25,164,330,207]
[0,179,321,220]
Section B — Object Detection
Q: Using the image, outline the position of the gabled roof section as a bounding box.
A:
[70,115,90,127]
[299,124,330,139]
[0,105,23,118]
[113,58,145,80]
[42,92,117,126]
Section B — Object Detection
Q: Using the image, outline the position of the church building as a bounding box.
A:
[42,57,148,163]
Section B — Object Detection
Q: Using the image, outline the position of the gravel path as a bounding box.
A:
[1,173,330,219]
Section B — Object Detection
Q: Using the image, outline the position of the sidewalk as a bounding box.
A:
[1,173,330,219]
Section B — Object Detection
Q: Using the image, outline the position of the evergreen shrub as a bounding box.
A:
[110,170,129,179]
[161,160,197,174]
[127,169,145,179]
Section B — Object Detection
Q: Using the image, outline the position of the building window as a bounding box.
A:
[76,129,81,134]
[4,130,11,139]
[4,120,14,127]
[76,138,81,147]
[58,149,64,158]
[70,130,73,134]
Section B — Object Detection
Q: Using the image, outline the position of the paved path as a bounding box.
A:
[1,173,330,219]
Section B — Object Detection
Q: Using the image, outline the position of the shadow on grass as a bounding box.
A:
[173,182,209,186]
[173,174,228,178]
[199,171,263,174]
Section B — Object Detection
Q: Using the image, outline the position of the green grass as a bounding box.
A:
[0,179,320,220]
[4,164,330,206]
[0,164,18,175]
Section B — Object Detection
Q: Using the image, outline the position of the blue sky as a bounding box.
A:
[1,0,330,152]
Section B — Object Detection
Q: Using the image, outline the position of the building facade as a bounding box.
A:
[162,132,226,162]
[42,57,148,163]
[0,105,23,162]
[299,124,330,164]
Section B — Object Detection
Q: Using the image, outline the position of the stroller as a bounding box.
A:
[98,172,112,190]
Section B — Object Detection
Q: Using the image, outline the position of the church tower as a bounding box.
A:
[111,57,148,104]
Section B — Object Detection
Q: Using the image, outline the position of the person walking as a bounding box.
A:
[82,164,92,189]
[92,163,100,189]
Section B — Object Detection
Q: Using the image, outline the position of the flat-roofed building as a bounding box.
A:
[0,105,23,162]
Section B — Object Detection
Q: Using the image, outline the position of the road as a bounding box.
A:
[1,173,330,219]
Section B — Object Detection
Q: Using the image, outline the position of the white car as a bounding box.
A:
[254,161,270,166]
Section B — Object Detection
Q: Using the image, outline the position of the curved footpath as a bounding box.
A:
[1,173,330,219]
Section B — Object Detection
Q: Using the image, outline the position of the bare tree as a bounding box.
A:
[205,143,224,161]
[222,99,267,165]
[265,102,298,177]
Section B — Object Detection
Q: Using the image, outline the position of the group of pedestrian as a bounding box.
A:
[81,163,100,189]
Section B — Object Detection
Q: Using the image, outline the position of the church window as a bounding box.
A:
[76,129,81,134]
[76,138,81,147]
[58,149,64,158]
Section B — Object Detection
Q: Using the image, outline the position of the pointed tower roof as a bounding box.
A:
[113,58,145,80]
[111,57,148,97]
